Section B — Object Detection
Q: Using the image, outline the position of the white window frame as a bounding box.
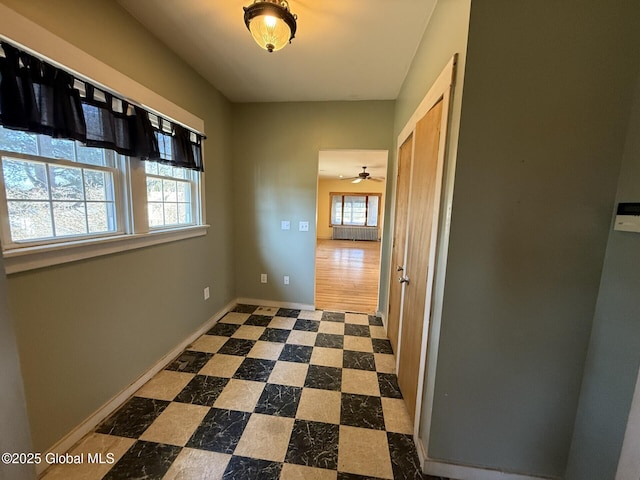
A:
[0,7,209,274]
[144,162,201,231]
[0,150,127,248]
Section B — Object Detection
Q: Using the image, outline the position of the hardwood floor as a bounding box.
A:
[315,239,381,314]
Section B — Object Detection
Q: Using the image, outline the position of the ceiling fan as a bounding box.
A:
[343,166,384,184]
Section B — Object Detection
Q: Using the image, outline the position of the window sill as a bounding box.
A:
[2,225,209,274]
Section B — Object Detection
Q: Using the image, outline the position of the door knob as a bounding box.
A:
[398,276,410,285]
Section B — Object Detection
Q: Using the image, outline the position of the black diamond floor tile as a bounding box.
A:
[276,308,300,318]
[207,323,241,337]
[341,393,386,430]
[378,372,403,399]
[96,397,169,438]
[315,333,344,349]
[259,327,291,343]
[186,408,251,454]
[232,304,258,313]
[388,432,425,480]
[102,440,181,480]
[174,375,229,406]
[322,311,345,322]
[244,314,273,326]
[233,358,276,382]
[293,318,320,332]
[343,350,376,371]
[255,383,302,417]
[279,344,313,363]
[285,419,339,470]
[372,338,394,354]
[304,364,342,391]
[223,456,283,480]
[165,350,213,373]
[344,324,371,337]
[218,338,256,356]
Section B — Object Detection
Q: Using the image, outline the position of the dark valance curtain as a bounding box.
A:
[0,41,204,172]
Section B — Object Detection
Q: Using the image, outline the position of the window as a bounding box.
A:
[0,125,204,270]
[145,162,197,228]
[330,193,380,227]
[0,126,121,247]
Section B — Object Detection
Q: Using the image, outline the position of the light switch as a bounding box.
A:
[281,220,290,230]
[299,221,309,232]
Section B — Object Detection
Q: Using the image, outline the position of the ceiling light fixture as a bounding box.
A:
[243,0,297,53]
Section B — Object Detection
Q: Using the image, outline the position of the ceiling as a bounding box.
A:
[318,150,388,181]
[117,0,437,103]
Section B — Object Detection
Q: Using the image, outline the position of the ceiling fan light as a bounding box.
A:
[243,0,297,53]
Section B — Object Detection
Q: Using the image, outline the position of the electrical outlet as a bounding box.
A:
[204,287,210,300]
[261,273,268,283]
[299,221,309,232]
[284,275,289,285]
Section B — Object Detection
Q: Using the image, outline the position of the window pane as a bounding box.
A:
[367,196,379,227]
[50,166,84,200]
[53,202,87,236]
[164,203,178,225]
[331,195,342,225]
[76,144,107,166]
[0,127,38,155]
[39,137,75,162]
[2,158,49,200]
[163,180,177,202]
[172,167,186,179]
[145,161,159,175]
[176,181,190,202]
[148,202,164,227]
[84,170,108,201]
[158,163,173,177]
[178,203,190,224]
[7,201,53,241]
[344,196,366,226]
[146,178,162,201]
[87,202,115,233]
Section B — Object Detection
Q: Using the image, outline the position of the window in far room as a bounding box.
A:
[330,193,380,227]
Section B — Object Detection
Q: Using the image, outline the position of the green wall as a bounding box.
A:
[232,101,394,306]
[427,1,640,477]
[0,0,235,452]
[383,0,471,323]
[565,56,640,480]
[0,255,35,480]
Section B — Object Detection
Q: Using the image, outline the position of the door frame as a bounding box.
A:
[387,55,457,463]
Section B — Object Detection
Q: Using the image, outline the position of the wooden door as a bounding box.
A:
[387,134,413,352]
[397,100,443,421]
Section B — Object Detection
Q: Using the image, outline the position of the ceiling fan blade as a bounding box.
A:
[370,177,384,182]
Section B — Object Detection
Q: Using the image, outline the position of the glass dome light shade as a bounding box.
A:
[243,1,297,53]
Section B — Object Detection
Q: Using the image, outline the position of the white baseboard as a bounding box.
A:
[236,297,315,312]
[36,298,237,476]
[377,310,386,329]
[424,459,557,480]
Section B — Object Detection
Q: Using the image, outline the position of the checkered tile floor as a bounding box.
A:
[42,305,442,480]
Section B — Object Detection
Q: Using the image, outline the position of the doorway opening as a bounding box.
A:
[315,150,388,314]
